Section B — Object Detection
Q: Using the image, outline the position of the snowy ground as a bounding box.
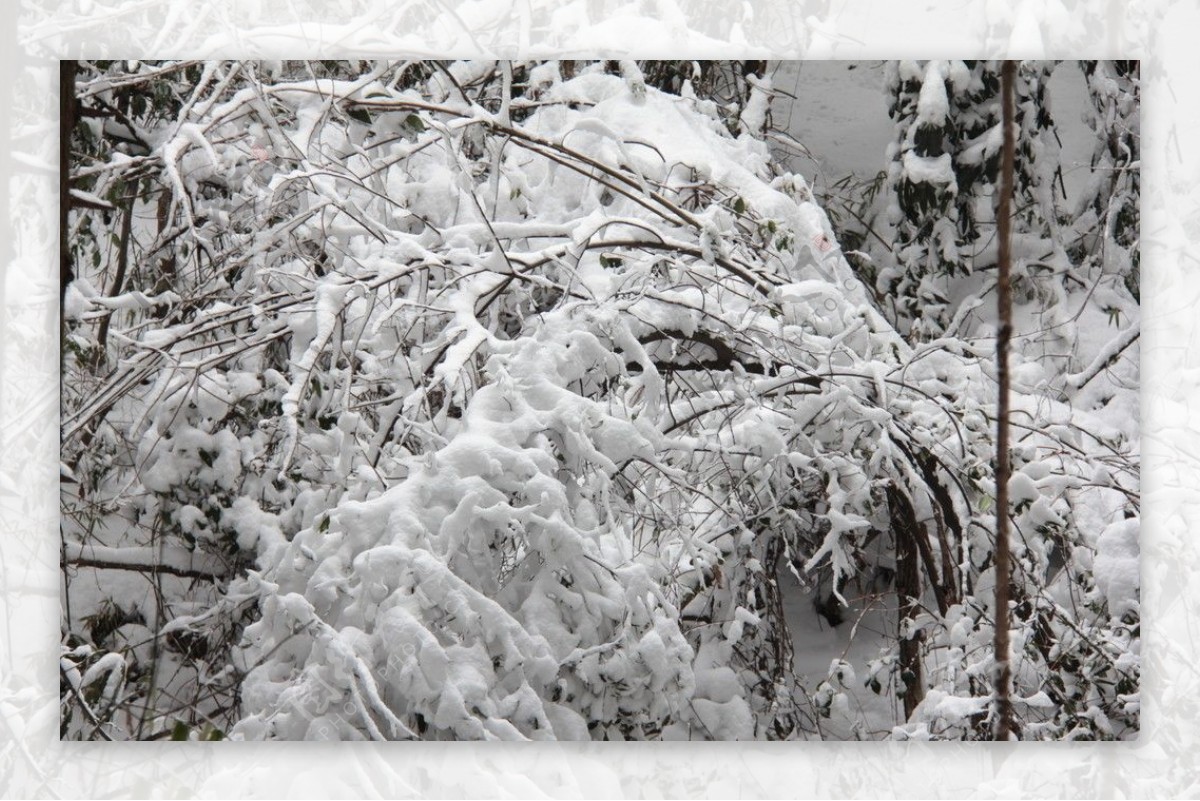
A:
[770,61,893,191]
[781,568,902,740]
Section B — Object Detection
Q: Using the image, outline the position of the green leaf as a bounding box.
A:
[347,107,372,125]
[733,196,746,215]
[405,114,426,133]
[170,720,190,741]
[318,515,330,534]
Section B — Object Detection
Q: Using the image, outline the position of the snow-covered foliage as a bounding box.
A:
[61,59,1138,741]
[879,60,1060,341]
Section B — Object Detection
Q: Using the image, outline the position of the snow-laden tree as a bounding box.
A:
[61,59,1138,741]
[877,60,1060,341]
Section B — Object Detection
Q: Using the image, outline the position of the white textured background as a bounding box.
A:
[2,1,1191,797]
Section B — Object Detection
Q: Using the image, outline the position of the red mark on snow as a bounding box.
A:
[812,234,833,253]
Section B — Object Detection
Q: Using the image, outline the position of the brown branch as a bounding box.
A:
[94,199,135,360]
[62,542,230,581]
[914,451,962,608]
[638,329,770,374]
[909,514,951,618]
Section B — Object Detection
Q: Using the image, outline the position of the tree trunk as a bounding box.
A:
[992,59,1019,742]
[60,60,76,311]
[890,485,925,721]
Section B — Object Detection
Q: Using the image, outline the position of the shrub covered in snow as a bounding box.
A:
[61,59,1138,741]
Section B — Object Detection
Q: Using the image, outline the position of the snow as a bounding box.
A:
[1008,472,1040,505]
[1093,519,1140,618]
[1065,322,1140,389]
[63,281,95,320]
[781,568,899,739]
[920,689,989,723]
[738,74,771,137]
[68,187,114,210]
[690,697,754,740]
[916,61,950,125]
[901,150,955,186]
[91,289,182,311]
[80,652,126,692]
